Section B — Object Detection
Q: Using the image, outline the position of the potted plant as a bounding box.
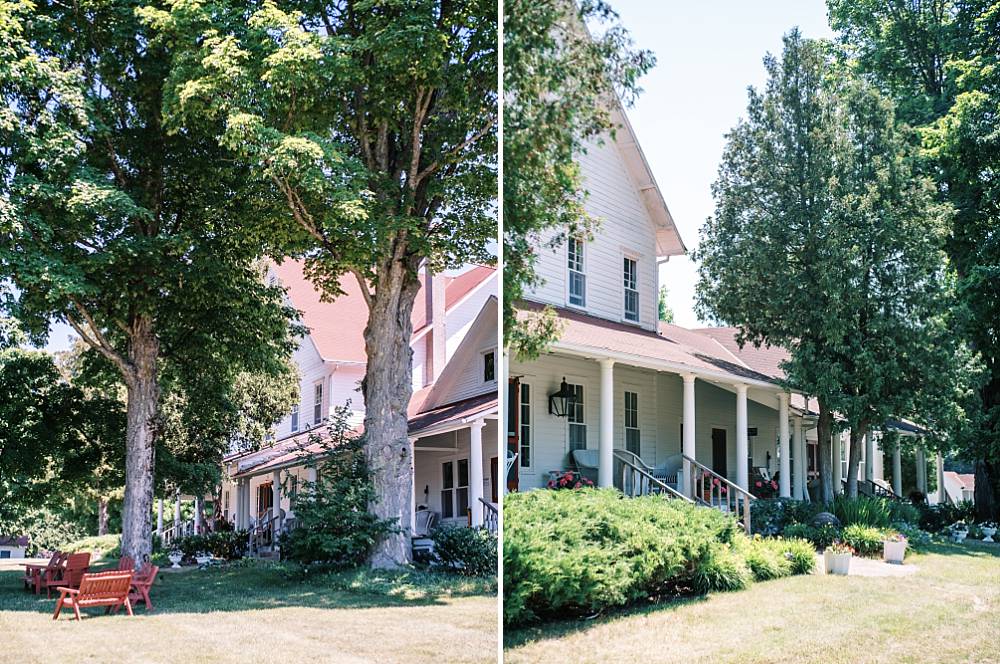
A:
[168,548,183,569]
[981,521,998,543]
[824,541,853,576]
[950,521,969,543]
[194,551,212,569]
[882,532,907,564]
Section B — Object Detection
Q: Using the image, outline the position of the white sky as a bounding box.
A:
[611,0,835,327]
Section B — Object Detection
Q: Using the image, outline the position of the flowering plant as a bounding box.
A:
[547,471,594,490]
[826,541,854,555]
[753,478,780,499]
[980,521,998,530]
[950,520,969,532]
[883,532,907,543]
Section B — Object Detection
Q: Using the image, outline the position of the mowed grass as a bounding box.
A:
[505,541,1000,664]
[0,560,497,664]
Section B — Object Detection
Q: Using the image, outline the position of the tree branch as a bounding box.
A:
[414,116,496,185]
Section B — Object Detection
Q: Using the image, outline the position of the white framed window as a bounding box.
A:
[313,382,323,425]
[441,459,470,519]
[482,349,497,384]
[291,403,299,433]
[568,237,586,307]
[567,383,586,451]
[223,490,230,521]
[519,383,531,468]
[623,256,639,322]
[624,390,640,455]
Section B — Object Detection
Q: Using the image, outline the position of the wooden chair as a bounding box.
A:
[126,564,159,612]
[22,551,65,594]
[116,555,135,571]
[53,571,133,621]
[41,552,91,599]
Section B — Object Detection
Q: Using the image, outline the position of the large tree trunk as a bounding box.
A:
[97,498,109,536]
[361,258,421,569]
[119,316,160,568]
[975,459,1000,522]
[846,420,870,499]
[816,400,834,503]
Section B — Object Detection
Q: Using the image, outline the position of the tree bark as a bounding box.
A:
[846,420,870,499]
[816,400,834,503]
[97,498,109,536]
[975,459,1000,522]
[361,257,421,569]
[119,316,160,568]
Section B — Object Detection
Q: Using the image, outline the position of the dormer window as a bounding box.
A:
[482,349,496,383]
[623,257,639,322]
[568,237,586,307]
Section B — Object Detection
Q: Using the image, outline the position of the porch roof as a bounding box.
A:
[231,427,356,479]
[408,392,498,438]
[517,301,781,390]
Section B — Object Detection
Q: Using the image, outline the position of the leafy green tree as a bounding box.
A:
[145,0,496,566]
[503,0,653,357]
[658,286,674,323]
[0,0,298,563]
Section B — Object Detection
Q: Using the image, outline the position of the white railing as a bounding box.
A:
[614,450,690,501]
[479,498,498,534]
[682,455,754,534]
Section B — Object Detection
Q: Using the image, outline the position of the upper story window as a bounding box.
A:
[313,382,323,425]
[623,257,639,322]
[291,403,299,433]
[482,349,496,383]
[568,238,586,307]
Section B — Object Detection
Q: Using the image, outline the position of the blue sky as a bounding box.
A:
[610,0,835,327]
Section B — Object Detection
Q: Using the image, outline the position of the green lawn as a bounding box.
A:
[1,560,497,664]
[505,541,1000,664]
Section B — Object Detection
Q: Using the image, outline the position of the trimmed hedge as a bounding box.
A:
[431,525,497,577]
[503,489,812,626]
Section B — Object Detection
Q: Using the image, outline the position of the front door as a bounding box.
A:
[490,456,499,502]
[507,378,519,491]
[712,428,728,478]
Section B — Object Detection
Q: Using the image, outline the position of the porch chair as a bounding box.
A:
[41,552,91,599]
[22,551,65,594]
[53,571,133,621]
[414,507,437,538]
[570,449,600,484]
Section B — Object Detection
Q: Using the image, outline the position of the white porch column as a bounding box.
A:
[173,492,181,530]
[157,498,164,534]
[865,432,875,483]
[272,470,282,531]
[936,451,946,504]
[469,419,485,526]
[194,496,203,533]
[916,447,927,494]
[833,432,844,495]
[735,384,749,491]
[682,373,696,498]
[598,358,615,489]
[778,393,791,498]
[892,444,903,497]
[792,416,803,500]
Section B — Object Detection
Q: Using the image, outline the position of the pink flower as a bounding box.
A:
[574,482,582,489]
[771,481,778,489]
[755,481,762,488]
[712,478,720,486]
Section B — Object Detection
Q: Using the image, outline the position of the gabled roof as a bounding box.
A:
[270,260,495,363]
[408,392,498,437]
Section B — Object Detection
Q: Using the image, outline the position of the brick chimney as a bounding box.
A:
[424,264,447,386]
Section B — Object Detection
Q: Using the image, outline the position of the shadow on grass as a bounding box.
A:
[0,563,496,616]
[503,593,709,650]
[920,539,1000,559]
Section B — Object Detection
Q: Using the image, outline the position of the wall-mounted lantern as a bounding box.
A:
[548,377,574,417]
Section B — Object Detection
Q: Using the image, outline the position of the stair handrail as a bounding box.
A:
[682,454,754,534]
[478,498,499,534]
[614,450,690,502]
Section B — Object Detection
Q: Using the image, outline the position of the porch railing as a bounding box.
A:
[842,478,900,500]
[614,450,690,501]
[479,498,499,534]
[682,455,754,534]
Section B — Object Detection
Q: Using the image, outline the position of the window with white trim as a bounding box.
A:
[624,390,640,455]
[568,238,586,307]
[441,459,470,519]
[290,403,299,433]
[313,382,323,425]
[623,257,639,322]
[568,383,586,451]
[482,349,496,384]
[519,383,531,468]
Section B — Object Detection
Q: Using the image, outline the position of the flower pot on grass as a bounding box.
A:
[824,542,853,575]
[883,537,907,564]
[980,523,997,543]
[168,550,183,569]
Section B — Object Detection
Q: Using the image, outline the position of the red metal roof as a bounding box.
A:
[271,260,494,363]
[408,392,498,436]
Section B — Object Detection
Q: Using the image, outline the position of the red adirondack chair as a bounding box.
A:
[126,563,159,612]
[22,551,65,594]
[116,555,135,571]
[53,571,133,621]
[41,552,91,599]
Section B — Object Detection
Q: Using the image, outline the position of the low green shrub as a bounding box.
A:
[173,531,248,560]
[831,496,892,528]
[692,546,753,593]
[778,538,818,575]
[841,524,887,557]
[742,537,792,581]
[893,522,932,550]
[750,499,825,536]
[503,489,742,625]
[887,501,921,526]
[431,526,497,577]
[62,534,121,560]
[781,523,841,549]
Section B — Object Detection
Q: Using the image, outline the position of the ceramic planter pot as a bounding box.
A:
[168,551,183,569]
[952,530,968,543]
[824,550,852,575]
[981,527,996,543]
[883,540,907,564]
